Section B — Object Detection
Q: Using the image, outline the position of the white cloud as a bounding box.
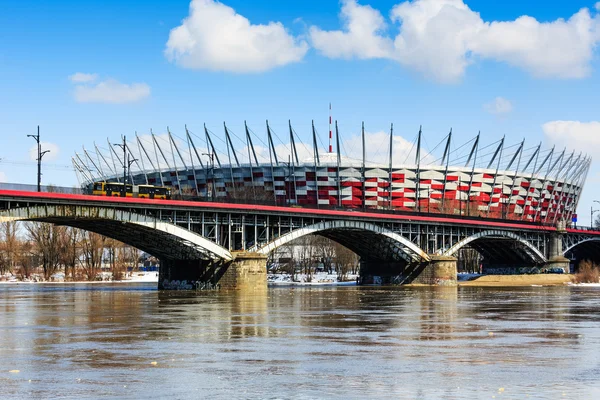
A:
[165,0,309,73]
[72,78,151,104]
[484,97,513,115]
[390,0,484,82]
[29,142,60,162]
[311,0,600,83]
[542,120,600,153]
[0,171,6,182]
[471,8,598,79]
[68,72,98,83]
[309,0,393,59]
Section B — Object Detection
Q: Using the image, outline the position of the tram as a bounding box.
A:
[92,182,171,200]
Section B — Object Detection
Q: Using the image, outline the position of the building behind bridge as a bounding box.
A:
[73,122,589,224]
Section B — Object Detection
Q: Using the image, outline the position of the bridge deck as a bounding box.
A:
[1,189,596,235]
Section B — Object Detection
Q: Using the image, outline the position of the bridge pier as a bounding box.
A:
[546,230,570,273]
[412,256,458,286]
[220,253,268,291]
[359,256,457,286]
[359,260,406,285]
[159,253,267,290]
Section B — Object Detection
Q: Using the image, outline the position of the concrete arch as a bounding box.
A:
[254,220,430,262]
[0,205,232,261]
[442,230,546,263]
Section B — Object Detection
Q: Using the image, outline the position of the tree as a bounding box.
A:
[269,243,298,280]
[18,240,35,279]
[0,221,20,275]
[112,242,139,280]
[313,236,335,274]
[457,248,481,273]
[79,231,106,280]
[293,236,318,282]
[333,242,358,281]
[58,227,80,281]
[25,222,65,280]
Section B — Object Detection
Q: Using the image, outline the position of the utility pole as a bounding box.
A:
[113,136,128,197]
[27,125,50,192]
[127,153,138,185]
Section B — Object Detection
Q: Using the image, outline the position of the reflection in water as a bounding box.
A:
[1,284,600,399]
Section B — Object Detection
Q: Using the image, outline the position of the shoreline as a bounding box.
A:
[457,273,574,287]
[0,274,592,287]
[0,280,156,285]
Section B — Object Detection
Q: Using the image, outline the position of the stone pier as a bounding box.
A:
[412,256,458,286]
[220,252,268,291]
[545,226,570,273]
[159,252,268,290]
[359,256,457,286]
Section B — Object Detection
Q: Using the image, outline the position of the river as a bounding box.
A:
[1,283,599,399]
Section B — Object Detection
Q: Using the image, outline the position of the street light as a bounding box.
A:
[202,152,215,201]
[27,125,50,192]
[126,154,138,183]
[113,135,129,197]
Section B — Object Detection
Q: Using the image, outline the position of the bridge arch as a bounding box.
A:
[442,230,546,264]
[564,238,600,265]
[254,220,430,263]
[0,205,232,261]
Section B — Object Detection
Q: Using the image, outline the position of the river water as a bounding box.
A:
[1,283,599,399]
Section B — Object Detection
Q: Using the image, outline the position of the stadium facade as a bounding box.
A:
[73,122,590,224]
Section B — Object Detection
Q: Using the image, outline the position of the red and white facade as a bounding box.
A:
[76,128,589,224]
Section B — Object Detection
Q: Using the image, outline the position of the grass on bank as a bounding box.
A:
[572,260,600,284]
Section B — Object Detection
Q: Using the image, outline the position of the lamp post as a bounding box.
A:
[202,152,214,200]
[113,136,128,197]
[126,154,138,184]
[27,125,50,192]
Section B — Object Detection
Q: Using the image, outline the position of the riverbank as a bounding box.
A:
[0,271,159,284]
[0,273,586,287]
[457,273,573,287]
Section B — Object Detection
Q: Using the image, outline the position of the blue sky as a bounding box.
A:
[2,0,600,223]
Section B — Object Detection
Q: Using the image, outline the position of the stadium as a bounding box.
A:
[73,121,590,224]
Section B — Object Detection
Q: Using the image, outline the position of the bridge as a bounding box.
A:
[1,189,599,289]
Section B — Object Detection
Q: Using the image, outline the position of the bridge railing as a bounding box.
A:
[169,192,565,229]
[2,182,590,230]
[0,183,84,194]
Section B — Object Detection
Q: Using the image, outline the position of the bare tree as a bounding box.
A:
[58,227,80,281]
[269,244,296,280]
[25,222,65,280]
[333,242,358,281]
[79,231,106,280]
[313,236,335,274]
[18,240,35,280]
[0,221,20,275]
[457,248,481,273]
[293,236,318,282]
[113,243,139,280]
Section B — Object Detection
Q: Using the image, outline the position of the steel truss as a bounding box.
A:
[9,194,600,266]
